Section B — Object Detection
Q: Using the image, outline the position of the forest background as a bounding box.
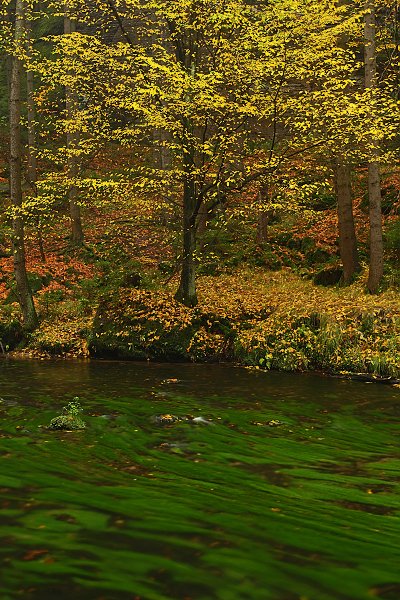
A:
[0,0,399,378]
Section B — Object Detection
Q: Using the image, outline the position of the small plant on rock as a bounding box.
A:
[48,398,86,431]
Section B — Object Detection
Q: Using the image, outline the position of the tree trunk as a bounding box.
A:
[175,162,198,307]
[334,161,360,283]
[153,128,172,226]
[26,70,37,189]
[256,182,270,244]
[9,0,38,331]
[196,202,210,251]
[367,160,384,292]
[64,9,84,246]
[153,127,172,171]
[26,4,45,263]
[257,211,269,245]
[364,0,383,293]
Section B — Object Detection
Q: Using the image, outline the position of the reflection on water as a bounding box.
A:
[0,359,399,600]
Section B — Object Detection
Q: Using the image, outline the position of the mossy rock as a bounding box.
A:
[88,290,251,362]
[89,290,198,361]
[0,318,23,350]
[286,237,303,251]
[48,414,86,431]
[314,267,343,286]
[157,261,175,275]
[48,400,86,430]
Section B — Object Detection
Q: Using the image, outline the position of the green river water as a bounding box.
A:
[0,359,399,600]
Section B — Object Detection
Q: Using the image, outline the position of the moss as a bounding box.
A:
[89,290,241,362]
[89,290,198,361]
[48,414,86,430]
[314,267,343,286]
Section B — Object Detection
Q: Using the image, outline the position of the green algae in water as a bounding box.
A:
[0,360,400,599]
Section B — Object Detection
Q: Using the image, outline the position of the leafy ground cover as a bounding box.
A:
[86,269,399,377]
[0,168,399,376]
[1,252,399,378]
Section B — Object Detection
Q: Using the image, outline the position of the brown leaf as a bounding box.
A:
[23,549,49,561]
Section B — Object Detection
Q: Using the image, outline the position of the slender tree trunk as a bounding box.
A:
[153,128,172,171]
[9,0,38,331]
[256,182,270,244]
[152,20,172,174]
[175,133,198,307]
[26,71,37,189]
[331,1,359,284]
[153,127,172,226]
[173,38,198,307]
[196,202,211,254]
[334,161,360,283]
[26,4,45,263]
[257,211,269,245]
[64,8,84,246]
[175,170,198,307]
[365,0,383,293]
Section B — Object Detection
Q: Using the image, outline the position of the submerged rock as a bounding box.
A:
[151,414,214,425]
[151,414,180,425]
[336,373,400,385]
[190,416,213,426]
[251,419,284,427]
[151,414,214,426]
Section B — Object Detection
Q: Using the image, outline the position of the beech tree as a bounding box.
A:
[12,0,397,311]
[9,0,38,329]
[38,0,375,305]
[25,0,46,262]
[332,0,360,284]
[334,161,360,284]
[365,0,383,293]
[64,4,84,246]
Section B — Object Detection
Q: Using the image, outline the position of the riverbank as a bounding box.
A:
[2,268,399,379]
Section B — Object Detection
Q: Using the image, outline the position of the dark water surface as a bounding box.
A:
[0,359,399,599]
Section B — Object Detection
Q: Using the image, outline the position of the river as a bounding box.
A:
[0,359,399,599]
